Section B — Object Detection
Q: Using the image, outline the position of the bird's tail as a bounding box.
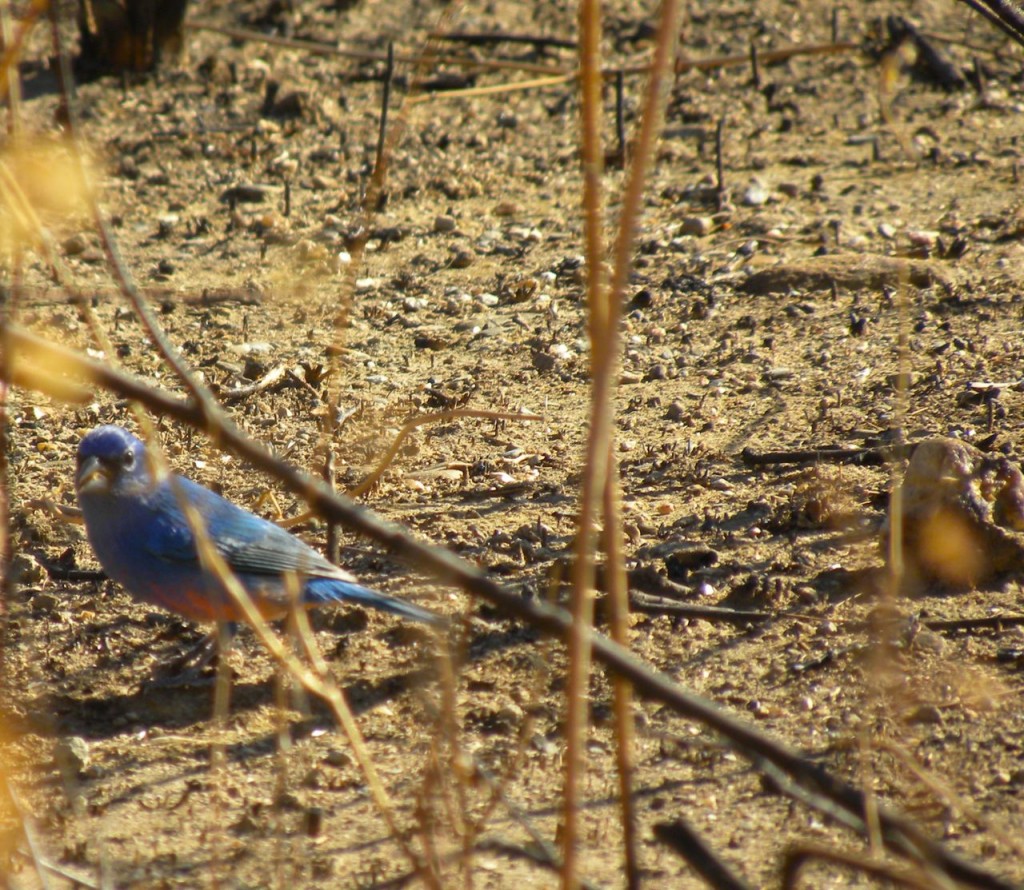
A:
[304,578,445,627]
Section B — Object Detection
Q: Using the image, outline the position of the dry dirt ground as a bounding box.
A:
[4,0,1024,887]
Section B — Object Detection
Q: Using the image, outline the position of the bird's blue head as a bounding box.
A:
[76,425,151,497]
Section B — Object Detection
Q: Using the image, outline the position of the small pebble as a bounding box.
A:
[54,737,90,775]
[741,183,768,206]
[30,589,58,609]
[63,233,89,256]
[679,216,713,237]
[906,704,943,726]
[450,248,475,268]
[119,155,139,179]
[220,184,266,204]
[907,229,939,248]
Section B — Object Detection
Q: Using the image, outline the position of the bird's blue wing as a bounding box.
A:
[142,475,341,579]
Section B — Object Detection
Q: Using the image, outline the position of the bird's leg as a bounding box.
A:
[150,622,239,686]
[283,602,312,717]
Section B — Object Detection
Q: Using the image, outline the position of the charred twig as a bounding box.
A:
[35,558,106,583]
[664,40,858,77]
[3,327,1014,890]
[428,31,577,51]
[654,819,754,890]
[924,613,1024,631]
[628,594,773,624]
[627,565,696,600]
[323,444,339,565]
[955,0,1024,50]
[187,21,565,77]
[374,42,395,183]
[740,445,891,467]
[715,116,727,211]
[459,481,536,500]
[612,70,627,167]
[218,364,287,403]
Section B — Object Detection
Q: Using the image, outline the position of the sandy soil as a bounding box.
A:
[3,0,1024,887]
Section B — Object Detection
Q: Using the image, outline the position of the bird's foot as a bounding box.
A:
[148,623,238,687]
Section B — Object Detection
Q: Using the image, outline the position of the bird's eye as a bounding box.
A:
[122,448,135,468]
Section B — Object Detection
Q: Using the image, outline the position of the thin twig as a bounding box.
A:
[740,445,893,467]
[219,364,287,403]
[653,819,754,890]
[428,30,578,50]
[375,41,395,182]
[925,613,1024,630]
[12,847,100,889]
[781,843,938,890]
[628,596,773,623]
[187,21,566,77]
[956,0,1024,47]
[614,70,626,166]
[715,116,727,211]
[603,455,638,889]
[563,0,606,882]
[877,736,1024,858]
[565,1,682,885]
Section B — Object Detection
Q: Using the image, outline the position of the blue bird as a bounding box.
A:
[75,424,441,628]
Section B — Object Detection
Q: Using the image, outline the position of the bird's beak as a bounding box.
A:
[76,456,111,494]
